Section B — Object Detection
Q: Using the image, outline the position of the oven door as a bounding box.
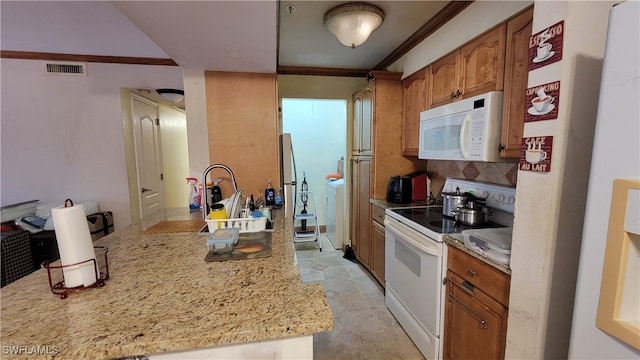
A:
[384,216,445,336]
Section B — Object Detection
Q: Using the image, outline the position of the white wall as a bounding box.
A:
[159,105,189,208]
[282,99,347,226]
[0,58,183,230]
[182,68,210,180]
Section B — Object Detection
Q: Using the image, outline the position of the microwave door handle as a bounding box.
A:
[459,112,472,159]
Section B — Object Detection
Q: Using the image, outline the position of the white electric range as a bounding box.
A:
[384,178,516,359]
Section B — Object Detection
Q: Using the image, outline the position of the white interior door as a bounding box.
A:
[132,95,164,217]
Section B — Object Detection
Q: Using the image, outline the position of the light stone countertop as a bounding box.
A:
[0,208,333,359]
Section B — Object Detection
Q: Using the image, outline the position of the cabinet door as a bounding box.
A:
[352,92,363,155]
[500,8,533,158]
[460,24,506,99]
[360,87,374,155]
[429,51,460,108]
[443,270,508,360]
[402,68,429,156]
[350,157,372,267]
[371,217,386,285]
[352,86,373,156]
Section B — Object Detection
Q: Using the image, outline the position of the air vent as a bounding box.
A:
[43,61,86,76]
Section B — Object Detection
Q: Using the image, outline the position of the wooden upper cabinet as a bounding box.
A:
[428,24,506,109]
[460,24,506,98]
[402,67,429,156]
[352,85,373,156]
[500,7,533,158]
[429,51,461,108]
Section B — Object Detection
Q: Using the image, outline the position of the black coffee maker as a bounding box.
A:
[386,176,412,204]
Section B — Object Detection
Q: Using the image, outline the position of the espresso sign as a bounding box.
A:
[524,81,560,122]
[519,136,553,173]
[528,20,564,71]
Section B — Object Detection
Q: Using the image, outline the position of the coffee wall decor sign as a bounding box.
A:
[525,81,561,122]
[519,136,553,173]
[528,20,564,71]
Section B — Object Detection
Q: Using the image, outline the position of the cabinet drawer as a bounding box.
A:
[447,246,510,306]
[371,204,385,225]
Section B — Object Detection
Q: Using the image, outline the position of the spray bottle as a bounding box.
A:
[186,177,201,210]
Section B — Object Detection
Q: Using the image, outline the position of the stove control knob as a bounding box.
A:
[479,191,489,199]
[496,194,506,203]
[508,196,516,204]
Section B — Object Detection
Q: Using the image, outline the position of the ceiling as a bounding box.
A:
[112,1,454,75]
[112,1,448,72]
[2,1,466,78]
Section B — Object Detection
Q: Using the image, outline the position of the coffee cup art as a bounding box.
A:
[537,42,552,60]
[531,95,554,113]
[526,149,547,164]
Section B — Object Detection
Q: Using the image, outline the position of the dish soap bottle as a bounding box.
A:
[265,180,275,206]
[274,189,283,208]
[212,178,223,204]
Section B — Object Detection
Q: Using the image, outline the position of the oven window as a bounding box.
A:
[396,239,421,277]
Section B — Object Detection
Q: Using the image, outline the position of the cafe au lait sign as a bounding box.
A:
[529,20,564,71]
[525,81,560,122]
[519,136,553,173]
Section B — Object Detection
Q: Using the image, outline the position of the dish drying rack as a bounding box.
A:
[202,164,266,233]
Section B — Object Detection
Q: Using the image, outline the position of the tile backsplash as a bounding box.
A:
[427,160,518,196]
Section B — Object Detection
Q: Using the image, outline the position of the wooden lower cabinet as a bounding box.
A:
[444,246,510,360]
[370,204,386,284]
[350,157,372,268]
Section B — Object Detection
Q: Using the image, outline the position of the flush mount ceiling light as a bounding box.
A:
[323,2,385,49]
[156,88,184,103]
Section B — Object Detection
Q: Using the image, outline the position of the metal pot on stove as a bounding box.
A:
[455,199,492,226]
[441,187,468,217]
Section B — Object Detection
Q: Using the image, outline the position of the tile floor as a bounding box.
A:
[294,235,425,360]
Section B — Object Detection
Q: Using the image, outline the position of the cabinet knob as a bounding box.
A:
[455,90,461,98]
[498,144,505,152]
[450,92,456,100]
[467,270,477,277]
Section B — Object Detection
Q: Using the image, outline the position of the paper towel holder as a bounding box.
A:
[41,246,110,299]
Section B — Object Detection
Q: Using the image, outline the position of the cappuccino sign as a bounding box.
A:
[519,136,553,173]
[524,81,561,122]
[528,20,564,71]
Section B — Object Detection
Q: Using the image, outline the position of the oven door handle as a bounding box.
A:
[385,217,439,256]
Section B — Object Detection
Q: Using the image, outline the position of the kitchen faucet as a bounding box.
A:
[202,164,238,220]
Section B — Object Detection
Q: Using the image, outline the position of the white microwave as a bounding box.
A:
[419,91,503,162]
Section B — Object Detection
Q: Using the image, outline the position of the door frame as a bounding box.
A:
[131,93,165,217]
[122,90,166,221]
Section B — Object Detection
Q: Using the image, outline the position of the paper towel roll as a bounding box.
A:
[51,204,98,288]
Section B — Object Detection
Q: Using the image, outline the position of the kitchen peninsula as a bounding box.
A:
[0,208,333,359]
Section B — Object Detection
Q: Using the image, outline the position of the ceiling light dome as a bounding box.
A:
[156,88,184,103]
[323,2,385,49]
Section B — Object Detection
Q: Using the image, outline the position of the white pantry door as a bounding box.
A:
[132,95,164,217]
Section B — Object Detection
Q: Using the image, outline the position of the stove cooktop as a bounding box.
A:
[390,206,505,235]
